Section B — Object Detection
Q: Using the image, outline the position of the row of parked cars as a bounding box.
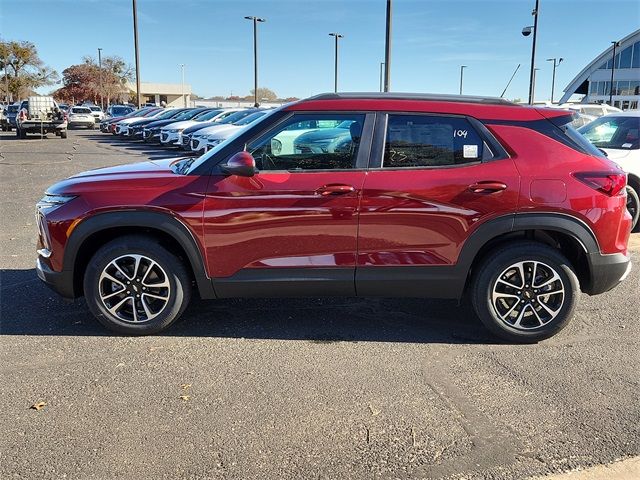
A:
[99,105,275,154]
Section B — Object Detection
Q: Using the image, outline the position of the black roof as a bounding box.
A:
[307,92,518,106]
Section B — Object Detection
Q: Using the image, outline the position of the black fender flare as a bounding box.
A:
[64,210,215,299]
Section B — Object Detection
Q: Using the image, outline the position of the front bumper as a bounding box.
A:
[36,257,76,300]
[585,251,632,295]
[160,131,180,144]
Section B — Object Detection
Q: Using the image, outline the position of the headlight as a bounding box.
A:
[36,194,77,212]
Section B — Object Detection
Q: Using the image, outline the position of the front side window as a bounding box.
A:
[383,115,484,168]
[247,114,365,171]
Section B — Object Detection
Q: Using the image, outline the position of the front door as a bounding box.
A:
[356,112,520,296]
[203,112,373,297]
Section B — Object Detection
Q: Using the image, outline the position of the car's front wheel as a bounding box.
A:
[471,242,579,343]
[84,236,192,335]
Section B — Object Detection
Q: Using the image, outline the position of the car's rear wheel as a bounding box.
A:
[84,236,191,335]
[626,185,640,233]
[471,242,579,343]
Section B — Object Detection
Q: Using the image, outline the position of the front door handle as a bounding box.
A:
[468,181,508,194]
[316,184,356,196]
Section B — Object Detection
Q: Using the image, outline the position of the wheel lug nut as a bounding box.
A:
[126,290,130,294]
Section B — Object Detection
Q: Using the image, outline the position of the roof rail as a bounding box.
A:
[306,92,518,106]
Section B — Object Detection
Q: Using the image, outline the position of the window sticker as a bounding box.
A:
[463,144,478,158]
[622,143,633,148]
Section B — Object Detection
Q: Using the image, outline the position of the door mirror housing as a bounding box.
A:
[221,151,256,177]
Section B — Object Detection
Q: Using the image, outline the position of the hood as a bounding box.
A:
[192,124,237,137]
[118,116,149,125]
[207,125,242,140]
[183,122,217,135]
[162,120,200,131]
[144,119,182,129]
[47,157,186,195]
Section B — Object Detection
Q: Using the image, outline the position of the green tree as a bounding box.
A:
[0,40,59,101]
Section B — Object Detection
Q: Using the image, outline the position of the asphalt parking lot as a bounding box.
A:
[0,129,638,479]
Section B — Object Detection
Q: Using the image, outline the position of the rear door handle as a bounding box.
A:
[316,184,356,196]
[468,181,508,194]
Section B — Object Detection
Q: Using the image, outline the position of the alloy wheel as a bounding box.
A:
[98,254,171,323]
[491,260,565,330]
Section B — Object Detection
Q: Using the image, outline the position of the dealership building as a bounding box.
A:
[559,28,639,109]
[125,81,192,107]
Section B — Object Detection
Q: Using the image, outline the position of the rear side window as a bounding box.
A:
[71,107,92,114]
[383,115,484,168]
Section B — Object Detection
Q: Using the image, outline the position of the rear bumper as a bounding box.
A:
[585,251,632,295]
[36,257,76,299]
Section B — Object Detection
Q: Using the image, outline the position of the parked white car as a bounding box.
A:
[115,109,165,135]
[83,105,105,122]
[579,110,640,231]
[68,106,97,129]
[558,103,622,118]
[159,108,243,147]
[202,110,271,152]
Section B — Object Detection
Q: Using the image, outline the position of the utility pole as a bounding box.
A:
[132,0,142,108]
[459,65,467,95]
[329,33,343,93]
[546,57,562,103]
[379,62,384,92]
[98,48,103,110]
[609,40,620,106]
[244,16,266,107]
[526,0,540,105]
[3,53,9,103]
[180,64,186,107]
[383,0,392,92]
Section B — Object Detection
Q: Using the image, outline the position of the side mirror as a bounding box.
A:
[221,151,256,177]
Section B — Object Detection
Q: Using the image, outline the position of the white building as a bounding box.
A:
[559,29,640,109]
[126,81,192,107]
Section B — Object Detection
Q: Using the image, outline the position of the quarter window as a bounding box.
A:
[247,114,366,171]
[383,115,484,168]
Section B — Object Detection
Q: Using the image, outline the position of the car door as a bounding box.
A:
[202,112,374,297]
[356,112,520,296]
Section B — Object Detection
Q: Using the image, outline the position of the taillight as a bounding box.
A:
[574,172,627,196]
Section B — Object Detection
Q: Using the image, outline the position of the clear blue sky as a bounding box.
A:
[1,0,638,101]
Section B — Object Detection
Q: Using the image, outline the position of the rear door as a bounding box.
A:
[356,112,520,296]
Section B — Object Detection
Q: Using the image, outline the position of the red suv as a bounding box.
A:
[36,93,632,341]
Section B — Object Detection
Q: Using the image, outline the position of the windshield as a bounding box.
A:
[578,116,640,150]
[174,109,203,121]
[7,105,19,113]
[219,110,257,124]
[155,109,184,119]
[193,109,220,120]
[234,111,268,126]
[186,109,279,174]
[111,107,131,116]
[89,106,101,112]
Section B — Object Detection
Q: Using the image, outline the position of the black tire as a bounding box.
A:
[83,235,192,335]
[60,130,67,139]
[471,242,580,343]
[626,185,640,233]
[18,128,26,139]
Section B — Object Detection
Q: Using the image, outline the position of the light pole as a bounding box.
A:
[546,57,562,103]
[459,65,467,95]
[379,62,385,92]
[179,64,186,107]
[532,67,540,103]
[328,33,343,93]
[3,52,9,103]
[383,0,392,92]
[244,16,265,108]
[132,0,142,108]
[97,47,103,109]
[609,40,620,106]
[522,0,540,105]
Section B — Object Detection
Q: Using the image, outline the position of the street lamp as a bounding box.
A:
[609,40,620,106]
[546,57,562,103]
[244,16,266,108]
[179,64,186,107]
[379,62,385,92]
[459,65,467,95]
[97,48,103,109]
[522,0,540,105]
[532,67,540,103]
[328,33,343,93]
[132,0,142,108]
[383,0,392,92]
